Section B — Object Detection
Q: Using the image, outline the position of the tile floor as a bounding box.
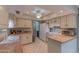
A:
[22,37,48,53]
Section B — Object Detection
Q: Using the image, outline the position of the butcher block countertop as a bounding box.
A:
[47,33,76,43]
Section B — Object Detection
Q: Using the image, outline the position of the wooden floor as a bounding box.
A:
[22,37,48,53]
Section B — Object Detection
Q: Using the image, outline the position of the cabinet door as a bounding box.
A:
[52,18,57,25]
[49,17,60,27]
[51,18,58,26]
[55,17,61,26]
[48,19,52,27]
[60,14,77,28]
[16,19,32,28]
[24,20,32,27]
[20,33,32,44]
[60,16,67,28]
[16,19,24,27]
[67,14,77,28]
[0,10,8,27]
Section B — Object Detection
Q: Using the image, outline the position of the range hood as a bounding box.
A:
[8,14,15,28]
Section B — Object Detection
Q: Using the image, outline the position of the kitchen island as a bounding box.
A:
[47,33,77,53]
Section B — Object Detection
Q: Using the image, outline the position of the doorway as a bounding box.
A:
[32,20,40,41]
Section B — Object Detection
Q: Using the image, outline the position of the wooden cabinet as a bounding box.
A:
[20,33,32,44]
[55,17,61,26]
[25,20,32,27]
[60,16,67,28]
[49,17,60,27]
[16,19,32,28]
[16,20,24,27]
[48,20,52,27]
[60,14,77,28]
[0,9,8,28]
[66,14,77,28]
[48,14,77,28]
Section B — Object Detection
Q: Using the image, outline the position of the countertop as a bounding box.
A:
[0,35,19,44]
[47,32,76,43]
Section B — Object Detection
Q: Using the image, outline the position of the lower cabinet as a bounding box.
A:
[48,39,61,53]
[48,38,77,53]
[20,33,32,45]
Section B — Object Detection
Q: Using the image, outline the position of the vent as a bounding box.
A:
[16,10,20,14]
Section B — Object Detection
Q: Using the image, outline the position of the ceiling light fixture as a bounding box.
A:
[36,15,40,18]
[36,14,42,18]
[60,10,64,13]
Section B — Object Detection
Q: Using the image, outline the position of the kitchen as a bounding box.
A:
[0,5,78,53]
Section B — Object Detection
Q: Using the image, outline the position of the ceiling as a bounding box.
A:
[1,5,78,19]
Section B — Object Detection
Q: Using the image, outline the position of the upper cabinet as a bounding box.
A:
[60,14,77,28]
[66,14,77,28]
[16,18,32,28]
[48,14,77,28]
[48,17,61,27]
[60,16,67,28]
[0,8,8,28]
